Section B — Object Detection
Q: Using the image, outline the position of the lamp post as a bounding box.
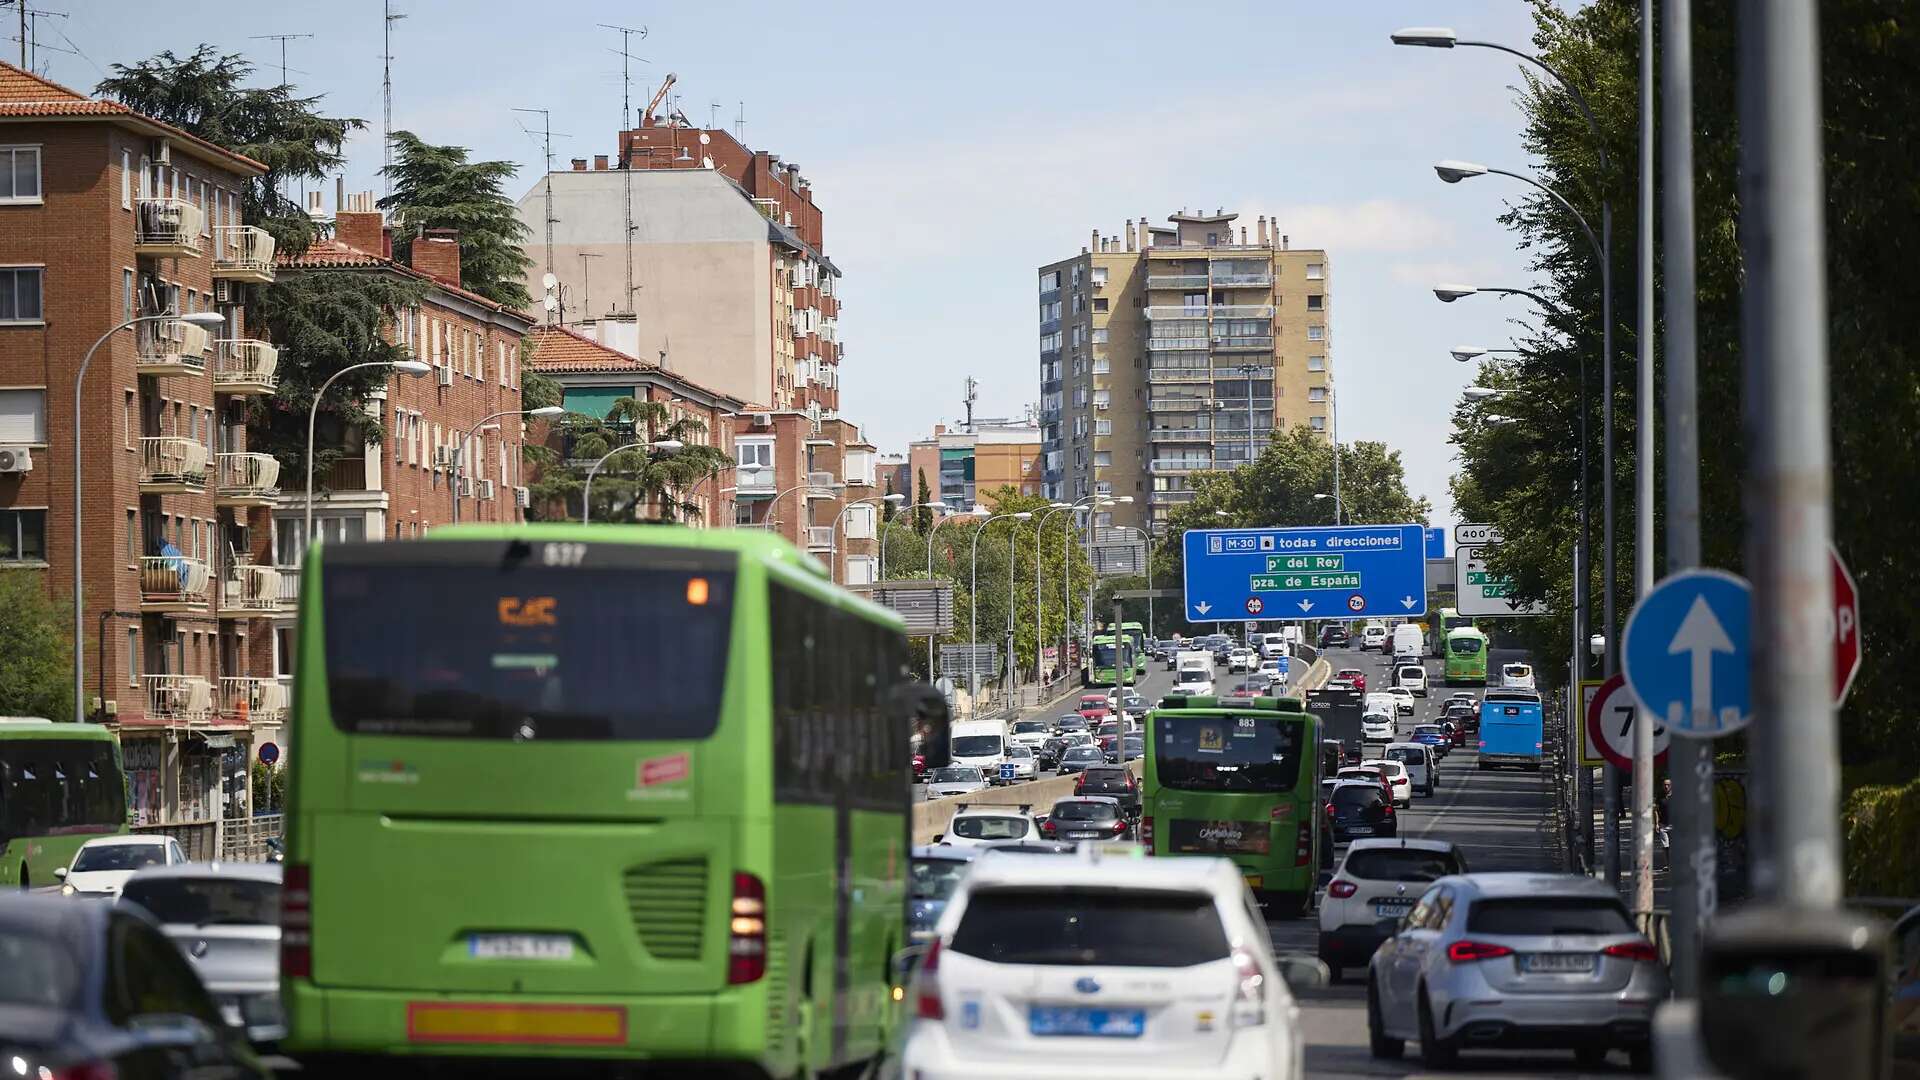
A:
[969,510,1031,708]
[452,406,564,522]
[925,506,979,680]
[1081,496,1132,649]
[1312,492,1343,522]
[1106,524,1156,636]
[830,492,905,583]
[305,358,434,552]
[1031,501,1076,683]
[71,311,227,724]
[879,500,945,582]
[580,439,683,523]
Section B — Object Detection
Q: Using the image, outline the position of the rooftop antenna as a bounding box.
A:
[382,1,405,198]
[511,106,567,308]
[735,101,745,143]
[598,21,647,318]
[14,5,66,74]
[248,32,313,89]
[709,102,720,129]
[962,376,978,433]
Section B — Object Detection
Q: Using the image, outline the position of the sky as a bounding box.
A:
[30,0,1557,531]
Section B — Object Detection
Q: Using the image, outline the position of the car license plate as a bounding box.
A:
[1521,952,1596,973]
[469,933,575,960]
[1029,1006,1145,1038]
[1373,899,1414,917]
[1347,825,1374,835]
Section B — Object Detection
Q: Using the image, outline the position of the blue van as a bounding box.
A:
[1478,690,1544,769]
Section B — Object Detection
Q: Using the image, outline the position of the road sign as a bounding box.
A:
[856,581,955,634]
[258,741,280,765]
[1091,539,1146,576]
[1831,545,1861,707]
[1585,673,1669,770]
[1577,681,1607,766]
[1425,527,1447,559]
[1455,545,1547,617]
[1181,525,1427,624]
[1455,523,1504,546]
[938,644,999,678]
[1621,569,1753,738]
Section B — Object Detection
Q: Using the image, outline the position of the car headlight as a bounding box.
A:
[61,884,75,896]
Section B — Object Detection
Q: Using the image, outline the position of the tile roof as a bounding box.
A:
[0,61,267,174]
[278,238,536,324]
[525,325,744,408]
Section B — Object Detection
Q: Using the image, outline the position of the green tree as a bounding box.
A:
[914,468,934,535]
[0,572,74,722]
[380,131,533,307]
[529,399,731,522]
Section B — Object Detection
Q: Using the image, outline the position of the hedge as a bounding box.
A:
[1842,776,1920,898]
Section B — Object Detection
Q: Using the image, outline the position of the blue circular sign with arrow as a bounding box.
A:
[1621,569,1753,738]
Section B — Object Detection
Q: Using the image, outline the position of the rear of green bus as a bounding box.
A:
[1444,627,1489,685]
[0,721,126,890]
[282,527,879,1073]
[1139,696,1322,915]
[1086,635,1124,687]
[1108,622,1148,676]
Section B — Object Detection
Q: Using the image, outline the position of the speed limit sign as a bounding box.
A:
[1584,673,1669,770]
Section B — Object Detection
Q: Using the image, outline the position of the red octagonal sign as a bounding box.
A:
[1832,545,1861,707]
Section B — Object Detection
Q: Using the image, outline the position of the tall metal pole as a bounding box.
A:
[1328,373,1341,523]
[1738,0,1840,909]
[1630,0,1659,917]
[926,512,965,685]
[1662,0,1710,994]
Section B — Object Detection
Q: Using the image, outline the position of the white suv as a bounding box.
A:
[940,804,1040,849]
[1395,664,1428,698]
[1317,839,1467,982]
[1361,759,1413,808]
[902,848,1306,1077]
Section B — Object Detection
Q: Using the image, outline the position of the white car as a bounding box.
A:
[1008,719,1052,751]
[925,766,990,800]
[1501,662,1536,690]
[1002,744,1038,782]
[1227,648,1256,673]
[1386,687,1416,716]
[1361,624,1388,651]
[1365,692,1398,719]
[1382,742,1438,797]
[941,804,1040,849]
[901,847,1307,1078]
[1258,658,1285,682]
[1317,839,1466,982]
[1361,758,1414,808]
[1395,665,1428,698]
[1362,711,1396,743]
[57,834,187,898]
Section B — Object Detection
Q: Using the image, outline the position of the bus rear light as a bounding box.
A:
[1139,815,1154,850]
[1294,822,1313,867]
[281,863,312,979]
[727,872,767,984]
[915,939,945,1020]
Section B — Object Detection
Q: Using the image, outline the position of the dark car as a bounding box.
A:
[1445,719,1467,747]
[1074,765,1141,814]
[1056,745,1105,775]
[908,846,978,944]
[1444,701,1477,731]
[1321,626,1351,648]
[1327,781,1398,841]
[1039,797,1132,843]
[1053,714,1090,734]
[1037,736,1070,770]
[0,893,272,1079]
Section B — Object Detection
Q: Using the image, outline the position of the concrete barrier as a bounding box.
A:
[913,761,1143,845]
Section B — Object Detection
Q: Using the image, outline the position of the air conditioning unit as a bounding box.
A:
[150,138,171,165]
[213,280,234,304]
[436,364,453,387]
[476,479,495,500]
[748,412,772,428]
[0,446,33,473]
[513,486,530,509]
[455,476,474,497]
[433,446,457,469]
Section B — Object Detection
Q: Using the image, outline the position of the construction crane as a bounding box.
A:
[644,72,677,125]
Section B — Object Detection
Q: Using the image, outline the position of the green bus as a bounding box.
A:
[282,525,945,1075]
[1428,608,1475,656]
[1139,695,1325,916]
[0,719,127,890]
[1444,626,1490,685]
[1085,634,1131,687]
[1106,622,1149,676]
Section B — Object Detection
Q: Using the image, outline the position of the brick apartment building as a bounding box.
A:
[732,409,882,585]
[0,60,282,834]
[906,420,1045,513]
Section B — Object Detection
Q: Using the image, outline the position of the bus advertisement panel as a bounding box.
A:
[0,720,127,889]
[1142,696,1323,915]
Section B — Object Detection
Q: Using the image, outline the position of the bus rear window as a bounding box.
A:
[322,552,734,741]
[1151,714,1303,793]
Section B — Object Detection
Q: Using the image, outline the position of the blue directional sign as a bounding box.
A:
[1621,569,1753,738]
[1181,525,1429,623]
[1425,527,1446,560]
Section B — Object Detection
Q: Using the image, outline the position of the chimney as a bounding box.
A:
[571,158,588,171]
[1091,228,1100,251]
[593,154,609,170]
[334,192,385,255]
[305,190,325,219]
[1138,216,1150,249]
[410,228,462,287]
[1282,234,1290,250]
[1240,226,1248,244]
[1123,220,1135,252]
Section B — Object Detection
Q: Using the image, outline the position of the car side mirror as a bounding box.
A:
[930,834,945,844]
[896,682,952,770]
[53,866,67,880]
[1273,954,1331,991]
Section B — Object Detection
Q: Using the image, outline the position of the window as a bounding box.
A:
[1038,270,1061,292]
[121,269,133,324]
[127,628,139,687]
[120,149,132,208]
[1310,416,1327,431]
[1092,358,1110,374]
[0,267,43,323]
[1307,294,1324,310]
[1093,297,1109,312]
[1307,387,1327,403]
[0,146,40,202]
[1093,451,1112,467]
[0,389,46,443]
[1093,419,1111,436]
[1308,354,1326,372]
[1307,325,1325,341]
[1092,389,1110,410]
[1091,328,1108,344]
[0,509,45,562]
[1306,263,1324,280]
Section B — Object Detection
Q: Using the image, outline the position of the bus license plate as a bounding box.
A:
[1521,952,1596,973]
[469,934,575,961]
[1030,1006,1145,1038]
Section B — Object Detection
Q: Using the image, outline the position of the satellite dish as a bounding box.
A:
[698,132,711,145]
[541,272,558,291]
[702,155,715,170]
[542,297,560,312]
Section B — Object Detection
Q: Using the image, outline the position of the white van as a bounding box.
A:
[1263,629,1293,659]
[1501,662,1536,690]
[948,720,1008,782]
[1391,624,1424,662]
[1360,623,1388,651]
[1173,658,1216,697]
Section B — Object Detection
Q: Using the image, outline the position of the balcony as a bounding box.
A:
[1143,306,1211,320]
[221,564,282,614]
[140,555,211,612]
[212,339,278,395]
[1211,336,1275,352]
[135,320,212,377]
[1212,304,1275,319]
[805,526,835,551]
[220,677,288,725]
[1147,368,1211,384]
[135,198,206,257]
[1146,398,1206,412]
[1149,489,1199,505]
[1146,274,1209,290]
[275,566,301,607]
[215,453,281,507]
[1211,273,1273,287]
[211,226,276,283]
[144,675,214,724]
[1150,458,1214,474]
[1150,426,1214,443]
[139,437,209,493]
[735,466,776,497]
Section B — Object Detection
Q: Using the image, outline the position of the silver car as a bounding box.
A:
[119,861,285,1046]
[1366,872,1665,1071]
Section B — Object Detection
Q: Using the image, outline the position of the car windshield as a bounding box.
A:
[949,816,1030,841]
[1414,726,1443,737]
[1467,897,1635,936]
[1176,668,1209,685]
[1007,746,1032,759]
[1385,747,1427,765]
[1152,712,1304,793]
[910,858,972,901]
[71,843,167,872]
[1082,769,1127,786]
[0,930,81,1009]
[951,735,1002,757]
[1063,747,1102,761]
[928,768,980,783]
[1399,668,1423,679]
[950,888,1229,968]
[1051,801,1115,821]
[1058,717,1088,729]
[1012,721,1047,735]
[120,876,279,927]
[1345,848,1464,883]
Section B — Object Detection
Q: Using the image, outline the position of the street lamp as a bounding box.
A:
[305,358,433,551]
[831,492,906,583]
[71,311,227,724]
[969,511,1032,708]
[1031,501,1076,683]
[580,438,683,523]
[690,461,765,527]
[1449,345,1526,363]
[1313,492,1344,522]
[879,500,946,581]
[924,505,981,681]
[452,405,564,522]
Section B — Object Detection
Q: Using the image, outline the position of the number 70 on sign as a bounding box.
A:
[1582,675,1670,770]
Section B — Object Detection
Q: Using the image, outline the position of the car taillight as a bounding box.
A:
[1074,777,1085,794]
[1294,821,1313,867]
[1040,819,1056,836]
[1381,803,1395,818]
[1327,879,1358,898]
[915,939,945,1020]
[1446,940,1515,963]
[1324,802,1335,820]
[1139,815,1154,849]
[1602,940,1660,963]
[727,872,767,984]
[1110,818,1128,835]
[1534,741,1544,750]
[1230,945,1267,1026]
[280,863,311,978]
[48,1064,118,1080]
